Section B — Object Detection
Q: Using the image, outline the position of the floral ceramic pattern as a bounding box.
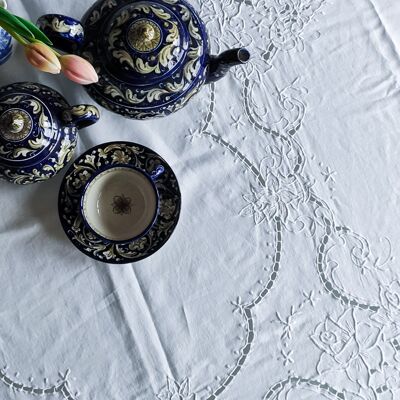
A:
[108,5,180,74]
[79,0,208,119]
[39,16,84,37]
[58,142,181,264]
[0,83,99,184]
[111,194,133,215]
[37,14,85,53]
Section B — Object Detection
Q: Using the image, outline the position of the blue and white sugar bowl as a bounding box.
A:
[0,82,99,185]
[0,0,12,65]
[37,0,250,120]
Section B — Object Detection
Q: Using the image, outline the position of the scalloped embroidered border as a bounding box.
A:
[0,368,77,399]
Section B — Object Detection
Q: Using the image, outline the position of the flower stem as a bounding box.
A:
[0,20,28,45]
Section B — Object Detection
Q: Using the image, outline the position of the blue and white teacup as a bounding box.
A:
[0,0,12,65]
[81,164,165,243]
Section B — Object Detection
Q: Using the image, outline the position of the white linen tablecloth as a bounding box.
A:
[0,0,399,399]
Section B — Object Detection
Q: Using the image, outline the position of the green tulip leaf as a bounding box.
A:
[0,7,34,40]
[0,20,29,45]
[15,16,53,45]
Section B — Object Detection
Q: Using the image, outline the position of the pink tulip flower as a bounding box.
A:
[59,54,98,85]
[24,42,61,74]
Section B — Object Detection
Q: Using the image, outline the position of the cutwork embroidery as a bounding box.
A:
[157,377,196,400]
[0,368,78,399]
[273,291,320,367]
[179,0,329,398]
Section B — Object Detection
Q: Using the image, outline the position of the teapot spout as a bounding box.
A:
[206,48,250,84]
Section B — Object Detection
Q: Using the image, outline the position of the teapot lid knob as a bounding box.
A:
[0,109,32,141]
[127,19,162,53]
[140,24,156,41]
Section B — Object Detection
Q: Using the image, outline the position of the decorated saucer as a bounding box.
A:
[58,141,181,264]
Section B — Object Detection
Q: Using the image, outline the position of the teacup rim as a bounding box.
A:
[80,163,160,245]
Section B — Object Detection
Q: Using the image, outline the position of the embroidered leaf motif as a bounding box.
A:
[157,377,196,400]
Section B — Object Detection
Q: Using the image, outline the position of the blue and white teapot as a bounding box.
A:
[37,0,250,120]
[0,82,99,185]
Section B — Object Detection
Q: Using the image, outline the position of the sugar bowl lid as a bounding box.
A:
[0,83,67,166]
[95,0,201,85]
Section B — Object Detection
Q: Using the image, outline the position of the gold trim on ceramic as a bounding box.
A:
[128,19,162,52]
[0,109,32,142]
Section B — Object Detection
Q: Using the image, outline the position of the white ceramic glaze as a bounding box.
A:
[82,167,157,242]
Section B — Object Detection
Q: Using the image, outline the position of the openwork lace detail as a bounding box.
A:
[0,368,78,399]
[175,0,400,398]
[174,0,333,398]
[264,376,346,400]
[205,218,282,400]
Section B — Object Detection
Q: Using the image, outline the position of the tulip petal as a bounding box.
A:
[60,55,98,85]
[24,42,61,74]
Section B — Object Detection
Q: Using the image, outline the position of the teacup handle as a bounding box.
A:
[62,105,100,130]
[36,14,84,53]
[150,165,165,181]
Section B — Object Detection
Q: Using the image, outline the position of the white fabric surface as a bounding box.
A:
[0,0,399,399]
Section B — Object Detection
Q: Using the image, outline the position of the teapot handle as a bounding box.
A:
[36,14,84,53]
[62,105,100,130]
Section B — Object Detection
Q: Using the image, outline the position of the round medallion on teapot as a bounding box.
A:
[127,19,162,53]
[0,109,33,142]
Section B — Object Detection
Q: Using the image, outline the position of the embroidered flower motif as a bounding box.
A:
[266,0,325,52]
[311,309,383,388]
[383,365,400,391]
[185,128,202,142]
[240,181,300,225]
[111,150,130,164]
[370,282,400,340]
[379,282,400,314]
[240,137,310,226]
[259,143,299,180]
[157,377,195,400]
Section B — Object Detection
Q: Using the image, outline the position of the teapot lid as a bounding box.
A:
[100,1,195,85]
[0,83,68,166]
